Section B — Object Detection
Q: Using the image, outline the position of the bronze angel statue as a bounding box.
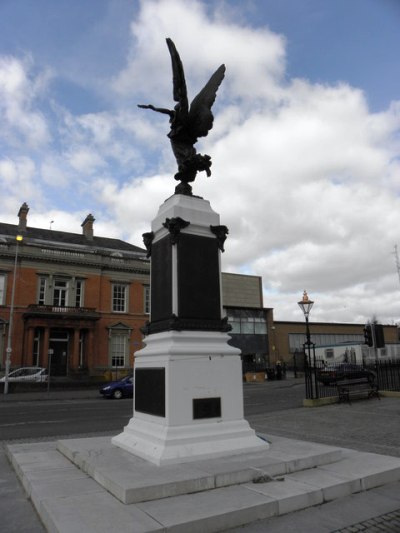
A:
[138,38,225,195]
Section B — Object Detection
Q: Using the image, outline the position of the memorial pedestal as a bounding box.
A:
[112,194,268,465]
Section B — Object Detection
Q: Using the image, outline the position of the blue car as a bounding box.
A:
[99,375,134,399]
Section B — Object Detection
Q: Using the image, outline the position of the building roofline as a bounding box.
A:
[0,222,146,256]
[273,320,398,328]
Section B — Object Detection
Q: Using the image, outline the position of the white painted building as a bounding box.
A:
[314,343,400,364]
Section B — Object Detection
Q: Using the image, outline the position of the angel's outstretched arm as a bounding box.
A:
[138,104,174,118]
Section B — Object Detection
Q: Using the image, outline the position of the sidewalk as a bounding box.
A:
[1,388,400,532]
[0,387,99,403]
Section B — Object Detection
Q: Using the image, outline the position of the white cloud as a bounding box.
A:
[92,173,172,245]
[105,0,400,323]
[1,0,400,325]
[0,56,50,148]
[0,156,38,199]
[40,157,70,188]
[113,0,286,104]
[67,147,106,174]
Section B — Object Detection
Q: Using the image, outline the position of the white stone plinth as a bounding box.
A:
[112,330,268,465]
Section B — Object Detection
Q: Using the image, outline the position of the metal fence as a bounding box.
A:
[374,359,400,391]
[303,356,400,400]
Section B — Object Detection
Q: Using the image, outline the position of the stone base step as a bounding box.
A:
[56,434,343,504]
[6,435,400,533]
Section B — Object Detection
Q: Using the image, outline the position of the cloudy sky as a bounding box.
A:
[1,0,400,325]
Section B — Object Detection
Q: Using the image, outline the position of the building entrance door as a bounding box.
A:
[49,330,69,376]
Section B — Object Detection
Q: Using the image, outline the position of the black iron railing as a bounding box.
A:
[303,357,400,400]
[373,359,400,391]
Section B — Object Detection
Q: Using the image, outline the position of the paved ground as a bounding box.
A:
[1,382,400,532]
[247,394,400,459]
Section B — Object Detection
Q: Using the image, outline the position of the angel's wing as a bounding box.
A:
[166,38,189,116]
[188,64,226,140]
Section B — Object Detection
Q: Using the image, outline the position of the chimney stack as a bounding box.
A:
[81,213,95,240]
[18,202,29,233]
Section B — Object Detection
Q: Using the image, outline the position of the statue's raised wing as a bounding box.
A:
[188,64,225,140]
[166,38,189,116]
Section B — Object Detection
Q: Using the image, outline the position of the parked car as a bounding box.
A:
[99,375,134,399]
[0,366,48,382]
[317,363,376,386]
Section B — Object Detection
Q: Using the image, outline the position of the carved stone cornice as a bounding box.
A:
[163,217,190,244]
[142,231,154,258]
[210,225,229,252]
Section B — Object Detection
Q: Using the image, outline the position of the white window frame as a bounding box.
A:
[144,285,150,314]
[110,334,127,367]
[75,279,84,307]
[38,277,47,305]
[53,278,69,307]
[112,283,128,313]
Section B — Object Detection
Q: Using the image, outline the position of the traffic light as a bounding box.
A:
[375,324,385,348]
[364,325,373,347]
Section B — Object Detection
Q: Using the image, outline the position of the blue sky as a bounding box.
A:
[2,0,398,111]
[1,0,400,323]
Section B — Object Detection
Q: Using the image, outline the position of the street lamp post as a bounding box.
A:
[4,235,23,395]
[297,290,318,399]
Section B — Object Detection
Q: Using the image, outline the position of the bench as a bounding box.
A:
[336,377,380,404]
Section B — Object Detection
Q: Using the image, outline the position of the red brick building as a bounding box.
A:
[0,203,149,378]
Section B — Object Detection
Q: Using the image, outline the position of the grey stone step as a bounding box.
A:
[6,436,400,533]
[56,434,343,503]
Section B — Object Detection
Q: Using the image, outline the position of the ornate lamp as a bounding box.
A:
[298,290,314,320]
[297,290,318,399]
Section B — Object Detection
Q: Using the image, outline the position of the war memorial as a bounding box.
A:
[6,39,400,532]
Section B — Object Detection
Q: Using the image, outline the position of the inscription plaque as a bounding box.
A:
[135,368,165,417]
[193,397,221,419]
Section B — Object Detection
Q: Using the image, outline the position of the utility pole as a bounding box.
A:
[4,235,23,394]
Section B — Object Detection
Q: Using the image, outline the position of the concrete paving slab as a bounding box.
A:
[0,449,44,533]
[245,477,324,515]
[59,436,218,503]
[190,433,342,483]
[288,466,362,501]
[7,449,66,472]
[6,440,56,453]
[31,476,104,512]
[320,449,400,490]
[227,482,400,533]
[39,490,164,533]
[136,484,277,533]
[93,462,216,505]
[22,465,88,485]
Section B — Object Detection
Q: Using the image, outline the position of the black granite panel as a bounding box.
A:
[135,368,165,417]
[193,397,221,419]
[177,234,220,320]
[150,237,172,322]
